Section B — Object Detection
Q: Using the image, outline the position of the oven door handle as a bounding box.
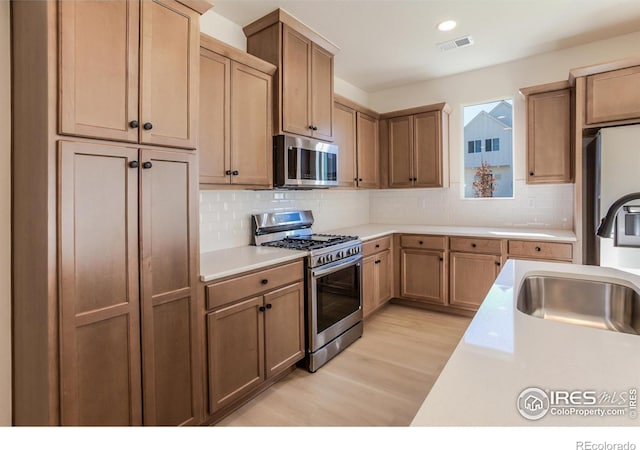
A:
[311,254,362,278]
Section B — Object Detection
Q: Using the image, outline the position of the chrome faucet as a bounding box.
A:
[597,192,640,238]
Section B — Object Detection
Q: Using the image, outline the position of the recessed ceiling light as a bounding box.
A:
[437,20,457,32]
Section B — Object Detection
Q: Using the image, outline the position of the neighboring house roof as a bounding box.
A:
[488,100,513,128]
[464,109,511,131]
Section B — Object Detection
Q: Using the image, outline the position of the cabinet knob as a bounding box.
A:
[354,178,358,182]
[471,243,477,248]
[129,161,139,169]
[419,241,424,245]
[261,279,268,285]
[142,161,152,169]
[312,126,318,131]
[129,120,139,129]
[413,178,418,182]
[439,257,444,261]
[225,170,232,176]
[265,303,272,309]
[535,246,542,252]
[374,260,380,264]
[308,125,314,130]
[232,170,239,176]
[143,122,153,130]
[529,172,535,176]
[259,306,266,312]
[375,244,380,248]
[496,261,501,266]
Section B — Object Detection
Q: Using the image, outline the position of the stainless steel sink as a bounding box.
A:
[517,275,640,335]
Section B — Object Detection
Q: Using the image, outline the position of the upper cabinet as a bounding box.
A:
[199,34,276,188]
[59,0,200,149]
[333,95,380,188]
[244,9,340,142]
[586,66,640,126]
[520,81,573,184]
[381,103,450,189]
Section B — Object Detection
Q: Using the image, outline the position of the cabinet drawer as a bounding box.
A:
[400,234,446,250]
[363,235,391,257]
[450,237,503,255]
[508,240,573,261]
[206,260,304,310]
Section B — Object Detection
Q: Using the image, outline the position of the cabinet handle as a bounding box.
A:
[471,243,477,248]
[308,125,314,130]
[259,306,266,312]
[129,120,139,129]
[142,161,152,169]
[375,244,380,248]
[143,122,153,130]
[261,279,268,285]
[535,246,542,252]
[232,170,239,176]
[359,178,363,182]
[413,177,418,182]
[312,126,318,131]
[225,170,232,176]
[496,261,501,266]
[529,172,535,176]
[265,303,272,309]
[419,241,423,245]
[354,178,358,182]
[374,260,380,264]
[439,257,444,261]
[129,161,139,169]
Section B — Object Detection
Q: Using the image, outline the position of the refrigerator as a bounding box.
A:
[591,124,640,270]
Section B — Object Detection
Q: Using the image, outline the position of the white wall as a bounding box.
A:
[368,31,640,229]
[0,0,11,426]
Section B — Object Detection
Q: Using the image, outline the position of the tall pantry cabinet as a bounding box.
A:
[12,0,212,425]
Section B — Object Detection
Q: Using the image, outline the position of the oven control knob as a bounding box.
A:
[326,254,333,262]
[337,251,344,259]
[317,256,325,265]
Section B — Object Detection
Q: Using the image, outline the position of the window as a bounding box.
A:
[467,140,482,153]
[463,100,513,198]
[485,138,499,152]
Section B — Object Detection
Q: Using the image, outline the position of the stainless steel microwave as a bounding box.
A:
[273,135,338,188]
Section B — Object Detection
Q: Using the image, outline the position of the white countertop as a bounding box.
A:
[411,259,640,426]
[324,223,577,242]
[200,246,304,282]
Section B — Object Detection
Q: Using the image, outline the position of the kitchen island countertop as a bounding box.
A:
[411,259,640,426]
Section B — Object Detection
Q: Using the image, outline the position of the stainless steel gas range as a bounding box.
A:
[252,210,363,372]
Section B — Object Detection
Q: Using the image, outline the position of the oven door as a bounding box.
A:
[308,255,363,352]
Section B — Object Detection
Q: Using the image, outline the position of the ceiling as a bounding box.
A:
[210,0,640,93]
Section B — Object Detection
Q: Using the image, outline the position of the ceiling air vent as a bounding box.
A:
[436,35,474,51]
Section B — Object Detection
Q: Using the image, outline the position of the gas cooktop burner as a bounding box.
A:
[261,234,358,251]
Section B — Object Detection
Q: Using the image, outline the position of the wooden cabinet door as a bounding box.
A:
[413,111,442,187]
[59,141,142,425]
[264,283,305,379]
[199,48,231,185]
[357,112,379,188]
[400,249,446,305]
[310,43,334,141]
[230,61,273,186]
[586,66,640,125]
[140,149,201,425]
[140,0,199,149]
[207,297,265,414]
[376,249,393,306]
[527,89,572,183]
[388,115,413,188]
[362,255,376,318]
[282,25,312,137]
[59,0,139,143]
[334,103,357,187]
[449,252,500,310]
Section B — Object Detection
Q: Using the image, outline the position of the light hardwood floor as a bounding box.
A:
[217,304,471,426]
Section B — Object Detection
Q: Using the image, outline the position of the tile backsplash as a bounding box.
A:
[200,182,574,253]
[199,189,371,252]
[370,181,574,229]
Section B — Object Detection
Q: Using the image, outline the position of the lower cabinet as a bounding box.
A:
[362,236,393,318]
[204,261,305,418]
[399,249,446,305]
[363,250,392,317]
[449,252,501,310]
